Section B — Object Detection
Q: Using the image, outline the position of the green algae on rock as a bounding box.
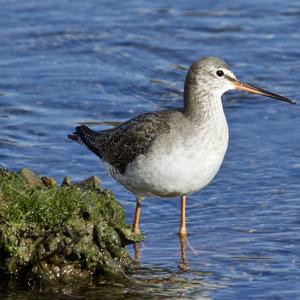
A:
[0,167,143,284]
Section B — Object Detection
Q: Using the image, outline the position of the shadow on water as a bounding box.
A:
[0,261,219,300]
[0,235,222,299]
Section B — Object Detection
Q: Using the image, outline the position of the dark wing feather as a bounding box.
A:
[68,110,179,174]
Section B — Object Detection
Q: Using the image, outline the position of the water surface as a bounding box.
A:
[1,0,300,299]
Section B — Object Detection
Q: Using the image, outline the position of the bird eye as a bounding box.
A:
[216,70,224,77]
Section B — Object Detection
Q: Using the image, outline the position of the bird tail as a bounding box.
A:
[68,125,101,157]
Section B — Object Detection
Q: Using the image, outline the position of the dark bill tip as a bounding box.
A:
[228,76,296,105]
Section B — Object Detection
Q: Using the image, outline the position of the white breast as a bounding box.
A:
[105,116,229,199]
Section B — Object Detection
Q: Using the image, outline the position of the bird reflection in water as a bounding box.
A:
[132,235,198,271]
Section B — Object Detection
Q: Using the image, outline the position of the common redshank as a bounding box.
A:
[69,57,295,237]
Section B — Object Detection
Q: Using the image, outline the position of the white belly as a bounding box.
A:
[105,122,229,199]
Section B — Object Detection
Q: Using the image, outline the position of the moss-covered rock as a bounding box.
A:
[0,167,143,285]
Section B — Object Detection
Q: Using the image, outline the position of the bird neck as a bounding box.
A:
[183,84,225,123]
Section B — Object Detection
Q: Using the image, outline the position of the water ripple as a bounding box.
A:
[1,0,300,299]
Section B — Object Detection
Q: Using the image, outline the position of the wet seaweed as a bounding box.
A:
[0,169,143,285]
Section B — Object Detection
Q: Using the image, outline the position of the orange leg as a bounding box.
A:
[133,198,142,234]
[179,195,187,237]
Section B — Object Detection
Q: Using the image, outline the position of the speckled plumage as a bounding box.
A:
[69,109,182,174]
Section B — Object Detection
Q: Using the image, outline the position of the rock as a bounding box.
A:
[61,176,71,187]
[75,176,101,188]
[0,169,144,285]
[0,164,7,176]
[20,168,41,187]
[41,176,57,187]
[117,225,144,245]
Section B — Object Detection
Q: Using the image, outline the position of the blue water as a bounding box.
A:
[1,0,300,299]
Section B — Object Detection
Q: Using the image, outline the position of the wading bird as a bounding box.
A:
[69,57,295,238]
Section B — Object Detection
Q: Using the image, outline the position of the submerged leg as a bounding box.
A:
[179,195,187,237]
[179,235,189,271]
[133,242,140,261]
[133,197,142,234]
